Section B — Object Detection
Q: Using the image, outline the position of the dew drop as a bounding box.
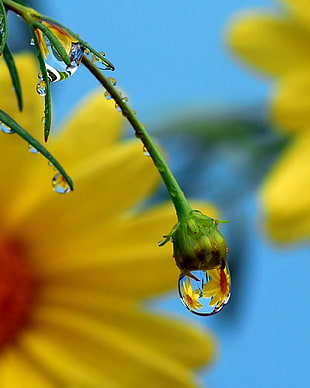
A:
[109,77,117,86]
[104,91,112,100]
[52,172,71,194]
[41,117,46,124]
[114,103,122,112]
[122,96,129,103]
[36,80,47,96]
[28,144,39,154]
[37,72,44,80]
[143,146,150,157]
[30,38,35,46]
[40,39,84,83]
[0,122,14,134]
[178,266,231,316]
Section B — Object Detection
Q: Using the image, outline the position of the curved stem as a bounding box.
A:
[82,55,192,221]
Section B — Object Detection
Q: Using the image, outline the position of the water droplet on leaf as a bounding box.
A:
[52,172,71,194]
[0,122,14,134]
[36,80,47,96]
[28,144,39,154]
[178,266,231,316]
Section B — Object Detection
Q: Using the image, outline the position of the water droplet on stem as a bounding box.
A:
[143,146,151,156]
[36,80,47,96]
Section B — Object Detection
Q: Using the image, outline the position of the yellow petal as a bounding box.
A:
[0,54,45,208]
[50,90,123,164]
[0,347,56,388]
[0,53,43,135]
[227,12,310,76]
[34,291,215,369]
[261,130,310,241]
[280,0,310,27]
[271,70,310,133]
[25,306,211,387]
[7,140,158,232]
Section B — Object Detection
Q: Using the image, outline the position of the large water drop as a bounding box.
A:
[39,37,84,83]
[178,265,231,316]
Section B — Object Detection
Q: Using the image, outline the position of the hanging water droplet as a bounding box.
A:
[122,96,129,103]
[109,77,117,86]
[143,146,150,157]
[0,122,14,134]
[178,266,231,316]
[30,38,35,46]
[41,117,46,124]
[36,80,47,96]
[41,39,84,83]
[52,172,71,194]
[114,103,122,112]
[37,72,44,80]
[28,144,39,154]
[104,91,112,100]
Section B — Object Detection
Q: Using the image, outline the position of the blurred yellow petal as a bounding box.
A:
[51,91,123,164]
[227,13,310,76]
[261,130,310,241]
[32,294,215,369]
[7,140,158,232]
[272,70,310,133]
[0,347,56,388]
[26,307,209,388]
[280,0,310,26]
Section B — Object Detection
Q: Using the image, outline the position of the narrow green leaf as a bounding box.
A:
[30,27,52,142]
[3,43,23,111]
[0,109,73,191]
[0,0,8,55]
[32,20,71,66]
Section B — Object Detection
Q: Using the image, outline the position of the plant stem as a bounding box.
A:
[82,55,192,221]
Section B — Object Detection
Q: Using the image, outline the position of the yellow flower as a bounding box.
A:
[35,20,79,60]
[0,54,216,387]
[227,0,310,241]
[181,277,203,311]
[203,267,231,308]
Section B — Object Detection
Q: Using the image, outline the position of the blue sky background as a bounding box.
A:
[19,1,310,387]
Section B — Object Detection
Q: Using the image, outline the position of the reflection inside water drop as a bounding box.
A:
[52,172,71,194]
[37,36,84,83]
[0,122,14,134]
[28,144,39,154]
[36,80,47,96]
[178,266,231,316]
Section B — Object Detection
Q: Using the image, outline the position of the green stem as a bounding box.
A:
[3,0,38,21]
[82,55,192,221]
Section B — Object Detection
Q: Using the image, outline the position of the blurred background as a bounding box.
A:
[10,0,310,387]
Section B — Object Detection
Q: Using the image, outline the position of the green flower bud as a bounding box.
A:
[164,210,228,273]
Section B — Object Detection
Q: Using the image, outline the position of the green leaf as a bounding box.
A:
[30,27,52,142]
[3,43,23,111]
[0,0,8,55]
[0,109,74,191]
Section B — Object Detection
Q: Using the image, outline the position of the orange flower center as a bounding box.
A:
[0,238,35,349]
[220,268,228,294]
